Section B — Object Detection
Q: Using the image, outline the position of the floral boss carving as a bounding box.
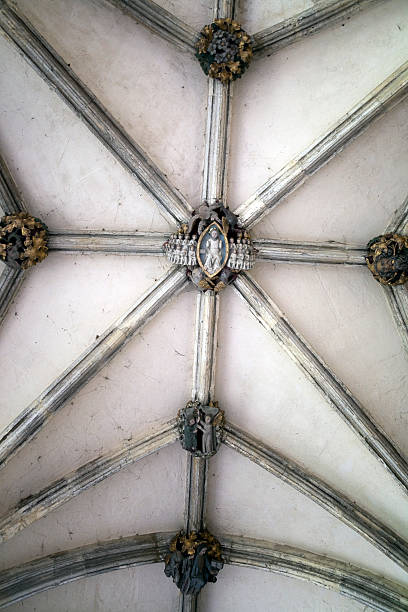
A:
[0,212,48,270]
[164,530,224,595]
[163,201,256,291]
[366,233,408,286]
[178,400,224,457]
[196,19,253,84]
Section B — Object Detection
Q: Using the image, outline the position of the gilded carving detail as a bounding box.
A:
[196,19,253,84]
[0,212,48,270]
[366,234,408,286]
[164,530,224,595]
[163,201,256,291]
[178,400,224,457]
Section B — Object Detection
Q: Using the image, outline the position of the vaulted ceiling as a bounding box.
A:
[0,1,408,610]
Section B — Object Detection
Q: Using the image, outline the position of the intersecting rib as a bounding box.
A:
[0,1,192,225]
[104,0,198,53]
[0,267,188,470]
[383,285,408,357]
[1,532,406,610]
[233,273,408,493]
[182,291,219,612]
[0,154,25,215]
[0,266,24,329]
[0,420,178,543]
[252,0,382,56]
[235,61,408,229]
[220,534,408,612]
[223,422,408,574]
[385,194,408,234]
[0,532,176,609]
[253,238,366,265]
[48,230,169,256]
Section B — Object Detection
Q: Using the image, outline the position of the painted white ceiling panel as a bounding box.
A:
[0,254,173,430]
[207,446,408,586]
[0,38,173,233]
[228,0,408,209]
[0,443,185,571]
[201,564,374,612]
[253,263,408,457]
[3,563,179,612]
[0,287,195,514]
[215,286,408,539]
[154,0,212,29]
[251,99,408,243]
[14,0,207,209]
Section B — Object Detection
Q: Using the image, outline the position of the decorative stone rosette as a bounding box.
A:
[366,233,408,286]
[196,19,253,84]
[164,530,224,595]
[163,201,256,292]
[0,212,48,270]
[178,399,224,457]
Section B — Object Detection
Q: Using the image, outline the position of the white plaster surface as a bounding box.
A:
[201,565,376,612]
[1,0,408,610]
[4,564,180,611]
[229,0,408,212]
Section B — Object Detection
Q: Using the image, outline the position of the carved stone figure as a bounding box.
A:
[164,531,224,595]
[178,400,224,457]
[163,200,256,292]
[366,233,408,285]
[0,212,48,269]
[203,227,224,276]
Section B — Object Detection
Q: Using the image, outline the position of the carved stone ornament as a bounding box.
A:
[0,212,48,270]
[178,400,224,457]
[163,201,256,292]
[164,530,224,595]
[196,19,253,84]
[366,233,408,286]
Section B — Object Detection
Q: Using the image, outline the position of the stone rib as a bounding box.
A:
[383,285,408,357]
[0,266,24,329]
[0,267,188,470]
[252,0,382,56]
[0,532,176,609]
[253,238,366,265]
[103,0,198,53]
[223,422,408,574]
[48,230,169,256]
[235,61,408,229]
[220,533,408,612]
[0,420,177,543]
[0,1,192,225]
[0,154,25,214]
[233,273,408,493]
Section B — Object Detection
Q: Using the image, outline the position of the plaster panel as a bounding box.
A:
[252,263,408,457]
[215,287,408,539]
[228,0,408,209]
[201,564,374,612]
[0,38,173,233]
[207,446,408,587]
[0,254,173,430]
[3,561,179,612]
[241,0,315,34]
[0,287,195,514]
[13,0,207,209]
[154,0,211,29]
[0,443,185,571]
[251,99,408,243]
